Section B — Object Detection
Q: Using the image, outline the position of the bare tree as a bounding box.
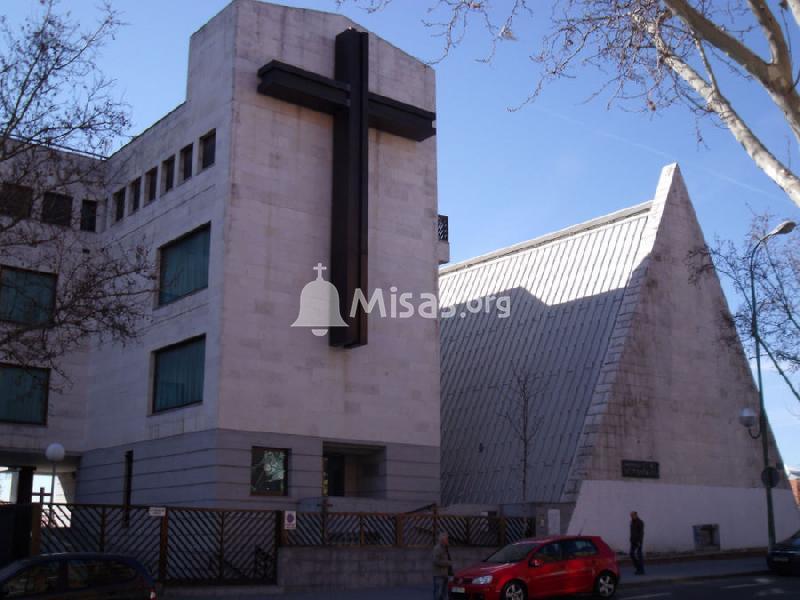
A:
[690,214,799,403]
[343,0,800,209]
[0,1,153,383]
[501,364,544,503]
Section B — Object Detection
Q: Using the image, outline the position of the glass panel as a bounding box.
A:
[0,365,48,424]
[129,178,141,213]
[68,559,137,589]
[181,144,193,181]
[80,200,97,232]
[0,267,56,325]
[484,542,537,564]
[0,183,33,218]
[2,561,61,597]
[201,131,216,169]
[114,189,125,222]
[163,158,175,192]
[41,192,73,226]
[251,448,288,495]
[158,226,210,305]
[146,168,158,202]
[153,337,205,412]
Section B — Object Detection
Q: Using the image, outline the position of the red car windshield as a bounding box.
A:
[483,542,538,564]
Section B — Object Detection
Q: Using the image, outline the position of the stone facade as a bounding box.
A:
[439,164,800,551]
[1,0,442,511]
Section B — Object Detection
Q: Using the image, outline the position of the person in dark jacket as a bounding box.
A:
[432,533,453,600]
[630,511,645,574]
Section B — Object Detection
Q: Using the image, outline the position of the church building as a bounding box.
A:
[0,0,445,511]
[439,165,800,552]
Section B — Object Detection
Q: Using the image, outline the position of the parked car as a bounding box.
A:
[767,529,800,575]
[0,553,156,599]
[448,535,619,600]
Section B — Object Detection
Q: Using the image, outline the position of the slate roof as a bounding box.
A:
[439,201,656,505]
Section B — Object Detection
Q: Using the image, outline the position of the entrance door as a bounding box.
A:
[323,453,345,497]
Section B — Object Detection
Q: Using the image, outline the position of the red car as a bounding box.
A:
[448,535,619,600]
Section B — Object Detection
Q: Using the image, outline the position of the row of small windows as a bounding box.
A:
[0,334,207,425]
[111,129,215,225]
[0,184,98,232]
[0,223,213,424]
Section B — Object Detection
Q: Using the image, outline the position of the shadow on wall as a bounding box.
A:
[440,283,630,507]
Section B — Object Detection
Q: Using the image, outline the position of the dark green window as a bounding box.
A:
[251,448,289,496]
[0,267,56,325]
[180,144,193,182]
[158,225,210,305]
[41,192,72,226]
[145,168,158,203]
[0,365,49,424]
[162,157,175,193]
[153,336,205,413]
[0,183,33,219]
[200,130,216,170]
[113,189,125,222]
[129,178,141,214]
[80,200,97,232]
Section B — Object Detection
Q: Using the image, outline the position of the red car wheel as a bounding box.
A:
[500,580,527,600]
[594,572,617,598]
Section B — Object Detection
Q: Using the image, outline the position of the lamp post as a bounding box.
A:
[739,219,796,549]
[44,442,65,523]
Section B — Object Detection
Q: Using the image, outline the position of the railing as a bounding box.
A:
[283,511,533,548]
[438,214,449,242]
[35,503,279,585]
[25,503,532,585]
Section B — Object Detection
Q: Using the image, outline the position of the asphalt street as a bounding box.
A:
[268,573,800,600]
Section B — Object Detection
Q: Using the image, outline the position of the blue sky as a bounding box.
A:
[6,0,800,466]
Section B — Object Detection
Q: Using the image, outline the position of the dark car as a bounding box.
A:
[449,535,619,600]
[767,529,800,575]
[0,553,156,599]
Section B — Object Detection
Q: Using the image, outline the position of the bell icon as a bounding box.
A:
[292,263,348,336]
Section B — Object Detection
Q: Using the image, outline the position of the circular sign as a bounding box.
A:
[761,466,781,489]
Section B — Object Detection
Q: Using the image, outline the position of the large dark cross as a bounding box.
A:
[257,29,436,348]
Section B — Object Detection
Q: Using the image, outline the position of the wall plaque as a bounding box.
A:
[621,460,660,479]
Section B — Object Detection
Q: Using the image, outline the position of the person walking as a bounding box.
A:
[432,532,453,600]
[629,511,645,575]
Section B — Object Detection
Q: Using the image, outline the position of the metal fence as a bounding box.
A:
[283,511,533,548]
[30,504,530,585]
[38,504,279,585]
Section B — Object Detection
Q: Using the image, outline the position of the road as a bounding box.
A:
[617,573,800,599]
[270,574,799,600]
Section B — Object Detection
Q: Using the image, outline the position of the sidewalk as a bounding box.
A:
[619,556,768,587]
[164,555,770,599]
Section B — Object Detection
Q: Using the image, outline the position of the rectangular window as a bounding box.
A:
[158,225,210,305]
[129,178,141,214]
[152,336,205,413]
[80,200,97,232]
[0,183,34,219]
[0,364,49,424]
[145,168,158,203]
[0,267,56,325]
[162,157,175,193]
[180,144,193,182]
[251,448,289,496]
[200,130,216,170]
[41,192,73,227]
[113,189,125,222]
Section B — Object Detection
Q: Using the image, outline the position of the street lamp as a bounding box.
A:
[44,442,65,523]
[740,219,796,549]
